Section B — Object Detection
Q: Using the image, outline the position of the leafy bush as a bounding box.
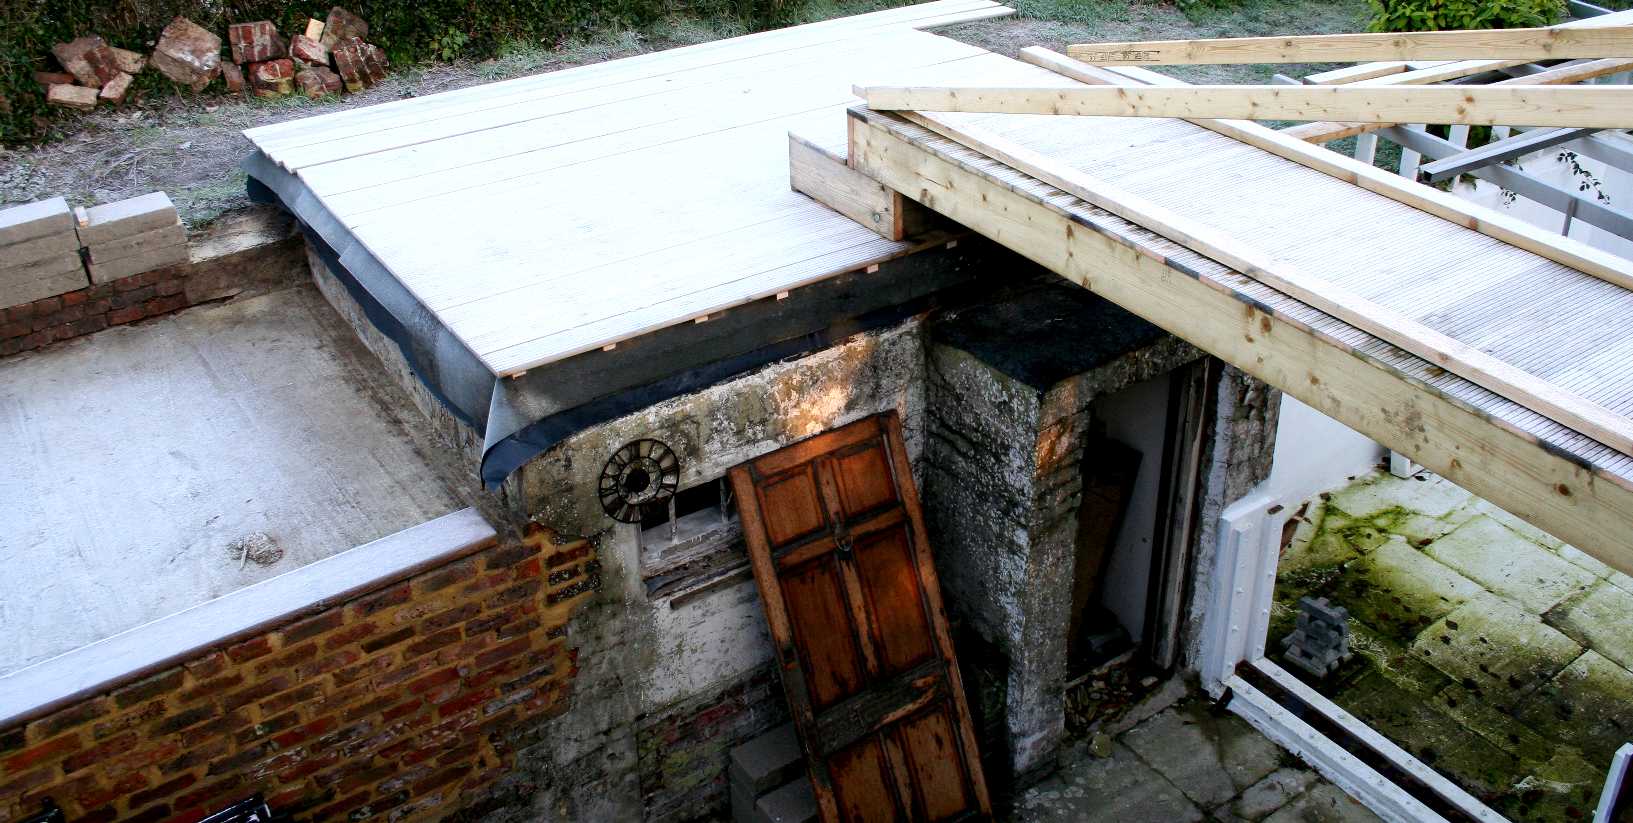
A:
[0,0,805,145]
[1365,0,1566,32]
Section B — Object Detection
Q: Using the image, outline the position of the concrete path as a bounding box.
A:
[1015,695,1380,823]
[0,284,466,674]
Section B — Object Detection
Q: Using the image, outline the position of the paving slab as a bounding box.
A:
[1409,593,1583,697]
[1332,536,1483,639]
[1262,782,1382,823]
[1227,767,1320,821]
[1328,472,1472,521]
[1425,515,1596,614]
[1543,580,1633,673]
[1120,703,1283,809]
[0,284,465,675]
[1515,650,1633,766]
[1014,741,1201,823]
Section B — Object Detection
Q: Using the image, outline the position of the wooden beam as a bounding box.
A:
[1284,57,1633,143]
[1417,126,1601,182]
[1063,25,1633,65]
[788,131,933,240]
[1303,61,1414,84]
[1017,47,1633,292]
[857,83,1633,129]
[845,105,1633,575]
[892,106,1633,463]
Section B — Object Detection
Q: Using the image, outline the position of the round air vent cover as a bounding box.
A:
[598,439,680,523]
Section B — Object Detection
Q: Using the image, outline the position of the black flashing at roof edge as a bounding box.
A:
[243,153,994,491]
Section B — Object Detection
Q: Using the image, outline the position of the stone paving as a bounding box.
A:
[1272,470,1633,822]
[1014,691,1381,823]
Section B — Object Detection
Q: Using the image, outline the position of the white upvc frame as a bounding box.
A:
[1199,494,1508,823]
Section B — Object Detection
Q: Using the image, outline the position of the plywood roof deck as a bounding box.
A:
[242,0,1013,378]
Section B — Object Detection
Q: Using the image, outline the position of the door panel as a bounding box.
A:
[731,412,991,822]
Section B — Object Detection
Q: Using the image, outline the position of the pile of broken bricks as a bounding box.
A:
[1,193,187,309]
[40,6,388,111]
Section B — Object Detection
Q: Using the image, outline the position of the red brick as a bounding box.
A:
[155,277,186,297]
[482,543,534,570]
[108,305,146,326]
[8,733,87,778]
[77,770,149,810]
[260,681,325,715]
[281,609,344,644]
[146,294,188,315]
[381,699,423,724]
[312,791,369,821]
[274,748,341,783]
[32,296,60,314]
[148,705,216,736]
[174,773,246,810]
[332,653,395,687]
[221,674,292,712]
[129,772,197,810]
[179,673,244,703]
[358,626,414,655]
[225,635,275,663]
[474,637,532,671]
[272,714,338,749]
[227,21,286,64]
[413,763,473,796]
[406,667,460,695]
[112,667,184,708]
[323,620,378,651]
[60,289,87,306]
[66,315,108,338]
[1,320,29,339]
[61,731,138,773]
[420,603,480,634]
[294,647,362,681]
[202,741,273,777]
[0,765,54,796]
[26,697,108,741]
[544,544,589,568]
[352,582,412,618]
[404,627,462,660]
[236,710,299,745]
[8,302,36,320]
[418,558,477,593]
[437,687,497,719]
[157,739,222,775]
[252,641,317,676]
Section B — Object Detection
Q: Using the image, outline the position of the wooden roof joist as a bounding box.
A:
[856,83,1633,129]
[845,105,1633,575]
[1064,23,1633,65]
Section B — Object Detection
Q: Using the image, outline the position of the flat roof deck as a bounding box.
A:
[0,285,466,675]
[241,0,1011,378]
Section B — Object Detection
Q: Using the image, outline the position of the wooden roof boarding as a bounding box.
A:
[241,0,1012,378]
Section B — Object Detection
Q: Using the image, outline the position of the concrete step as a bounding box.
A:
[756,776,817,823]
[729,722,806,823]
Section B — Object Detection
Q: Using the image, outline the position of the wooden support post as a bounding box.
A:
[1064,24,1633,65]
[856,84,1633,129]
[788,131,933,241]
[844,105,1633,574]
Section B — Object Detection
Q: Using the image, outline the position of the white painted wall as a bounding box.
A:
[1264,395,1386,506]
[1095,372,1172,642]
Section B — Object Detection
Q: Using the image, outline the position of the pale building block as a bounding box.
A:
[0,263,88,308]
[86,222,186,264]
[0,229,81,269]
[87,243,189,284]
[0,252,84,286]
[0,198,74,247]
[80,192,180,246]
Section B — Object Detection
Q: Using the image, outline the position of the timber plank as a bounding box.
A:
[1063,24,1633,65]
[857,84,1633,129]
[790,132,935,240]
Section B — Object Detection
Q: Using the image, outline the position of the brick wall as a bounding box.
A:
[0,524,601,823]
[636,664,788,821]
[1,206,303,359]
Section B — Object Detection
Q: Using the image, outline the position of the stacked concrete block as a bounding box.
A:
[150,16,221,92]
[80,193,189,284]
[1282,596,1354,678]
[0,198,88,308]
[728,723,817,823]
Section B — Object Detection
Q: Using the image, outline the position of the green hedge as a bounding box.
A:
[1365,0,1566,31]
[0,0,798,144]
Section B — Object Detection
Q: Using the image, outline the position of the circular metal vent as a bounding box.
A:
[598,439,680,523]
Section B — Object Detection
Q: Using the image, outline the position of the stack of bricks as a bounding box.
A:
[0,524,602,823]
[81,193,189,285]
[0,198,87,309]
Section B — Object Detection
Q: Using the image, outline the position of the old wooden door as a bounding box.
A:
[729,412,991,822]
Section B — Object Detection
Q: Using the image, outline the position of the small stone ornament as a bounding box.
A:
[1282,596,1353,678]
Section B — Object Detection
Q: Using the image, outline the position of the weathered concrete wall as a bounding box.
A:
[923,292,1200,781]
[1179,365,1281,672]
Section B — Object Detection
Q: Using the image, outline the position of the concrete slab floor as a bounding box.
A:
[1274,470,1632,822]
[0,284,469,675]
[1014,695,1380,823]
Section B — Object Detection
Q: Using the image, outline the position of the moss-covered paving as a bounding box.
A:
[1271,470,1633,823]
